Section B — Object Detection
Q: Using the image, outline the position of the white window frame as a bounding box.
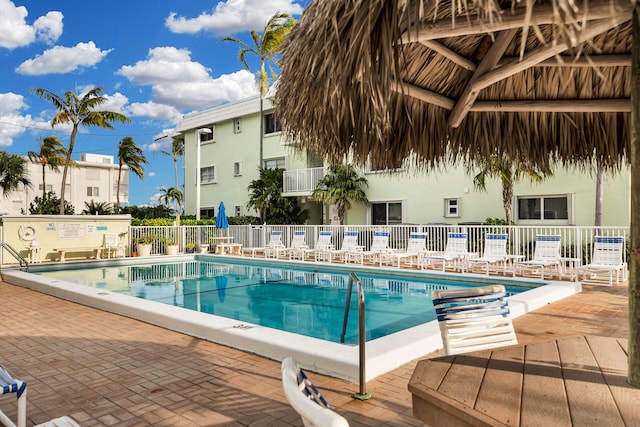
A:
[200,125,215,143]
[515,193,574,225]
[234,205,242,216]
[87,186,100,197]
[263,157,286,170]
[363,156,406,174]
[233,118,242,133]
[444,198,460,218]
[264,113,283,134]
[370,200,405,225]
[234,161,243,176]
[200,165,217,184]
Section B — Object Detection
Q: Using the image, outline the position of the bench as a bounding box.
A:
[54,247,103,262]
[216,243,243,255]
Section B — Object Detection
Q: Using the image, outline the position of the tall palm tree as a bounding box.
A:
[116,136,147,213]
[160,135,184,191]
[159,187,183,225]
[27,136,72,199]
[312,164,369,225]
[31,86,131,214]
[0,152,31,196]
[472,156,553,225]
[223,12,295,167]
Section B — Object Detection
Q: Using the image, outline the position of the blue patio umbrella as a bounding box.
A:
[216,201,229,229]
[215,275,228,303]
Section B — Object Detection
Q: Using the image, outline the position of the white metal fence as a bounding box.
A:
[129,224,629,264]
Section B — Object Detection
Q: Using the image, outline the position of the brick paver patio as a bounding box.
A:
[0,280,630,426]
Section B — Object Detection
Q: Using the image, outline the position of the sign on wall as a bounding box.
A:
[58,223,85,240]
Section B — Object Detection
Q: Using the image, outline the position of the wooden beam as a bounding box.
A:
[419,40,477,71]
[400,0,633,43]
[470,99,630,112]
[392,81,455,110]
[447,30,518,127]
[500,54,632,67]
[466,16,631,117]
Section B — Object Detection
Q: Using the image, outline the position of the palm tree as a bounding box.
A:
[159,187,183,225]
[27,136,73,200]
[31,86,131,214]
[472,156,553,225]
[312,164,369,225]
[223,12,295,166]
[0,152,31,196]
[116,136,147,213]
[82,200,113,215]
[160,135,184,191]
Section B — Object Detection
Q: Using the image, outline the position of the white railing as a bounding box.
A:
[283,167,328,193]
[128,224,629,264]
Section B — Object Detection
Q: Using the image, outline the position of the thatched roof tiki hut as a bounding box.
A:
[274,0,639,386]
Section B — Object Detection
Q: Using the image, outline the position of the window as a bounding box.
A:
[371,202,403,225]
[364,156,405,173]
[444,198,460,217]
[38,184,53,192]
[234,205,242,216]
[200,166,217,184]
[233,118,242,133]
[264,113,282,134]
[264,157,286,170]
[87,187,100,197]
[200,207,215,218]
[234,161,243,176]
[516,194,573,223]
[199,126,215,143]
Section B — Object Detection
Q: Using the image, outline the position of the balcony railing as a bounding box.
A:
[283,167,328,193]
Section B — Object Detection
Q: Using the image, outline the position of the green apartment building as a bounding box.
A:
[176,95,630,227]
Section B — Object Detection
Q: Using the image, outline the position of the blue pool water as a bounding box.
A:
[34,259,531,345]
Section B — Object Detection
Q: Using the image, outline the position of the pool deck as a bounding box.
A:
[0,279,630,426]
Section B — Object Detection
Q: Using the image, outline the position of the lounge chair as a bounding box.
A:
[422,232,473,271]
[0,364,26,427]
[321,231,360,263]
[432,285,518,355]
[281,357,349,427]
[292,231,334,261]
[242,230,284,257]
[346,231,391,265]
[513,235,561,279]
[462,233,510,275]
[277,230,309,260]
[379,232,428,268]
[577,236,628,286]
[103,232,125,258]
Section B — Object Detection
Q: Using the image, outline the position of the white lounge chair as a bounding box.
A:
[422,232,473,271]
[321,231,360,262]
[0,364,26,427]
[243,230,284,257]
[462,233,510,275]
[380,232,428,268]
[513,235,561,279]
[281,357,349,427]
[346,231,391,265]
[432,285,518,355]
[271,230,308,259]
[578,236,627,286]
[103,232,125,258]
[293,231,334,261]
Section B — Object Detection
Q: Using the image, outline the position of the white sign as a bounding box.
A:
[58,223,85,240]
[46,222,56,231]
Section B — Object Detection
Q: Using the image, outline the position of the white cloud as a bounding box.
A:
[166,0,303,35]
[0,0,63,49]
[101,92,130,115]
[118,47,257,111]
[148,172,156,178]
[117,47,211,85]
[148,129,179,152]
[15,41,112,75]
[0,92,54,147]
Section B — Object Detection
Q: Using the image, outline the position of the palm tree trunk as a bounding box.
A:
[595,162,604,226]
[629,7,640,387]
[502,173,514,225]
[116,163,122,214]
[41,162,46,200]
[174,155,179,190]
[59,125,78,215]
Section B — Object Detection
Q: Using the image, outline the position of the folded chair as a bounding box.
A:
[422,232,473,271]
[243,230,284,257]
[462,233,510,275]
[513,235,561,279]
[346,231,390,265]
[380,232,428,268]
[577,236,628,286]
[293,231,334,261]
[323,231,360,263]
[273,230,308,260]
[432,285,518,355]
[281,357,349,427]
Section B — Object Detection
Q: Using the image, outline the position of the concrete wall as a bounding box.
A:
[1,215,131,264]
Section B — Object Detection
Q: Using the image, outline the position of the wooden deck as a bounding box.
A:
[409,335,640,427]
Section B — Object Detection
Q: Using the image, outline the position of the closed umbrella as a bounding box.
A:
[216,201,229,229]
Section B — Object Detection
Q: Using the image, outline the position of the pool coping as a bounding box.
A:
[1,254,582,382]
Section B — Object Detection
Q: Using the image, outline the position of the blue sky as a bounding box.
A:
[0,0,305,206]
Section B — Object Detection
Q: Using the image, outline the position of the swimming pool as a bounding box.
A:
[30,259,531,344]
[1,254,581,381]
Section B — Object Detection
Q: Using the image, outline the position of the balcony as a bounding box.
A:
[283,167,328,195]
